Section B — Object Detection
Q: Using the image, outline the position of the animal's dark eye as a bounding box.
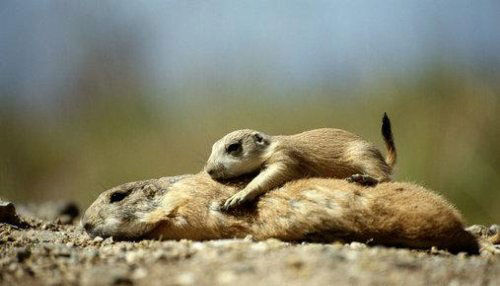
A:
[110,192,128,203]
[226,142,242,154]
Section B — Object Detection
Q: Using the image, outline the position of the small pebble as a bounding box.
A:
[15,247,31,262]
[350,242,367,250]
[286,255,304,269]
[217,270,237,284]
[103,237,114,245]
[177,272,196,285]
[250,242,269,252]
[132,267,147,279]
[152,250,166,261]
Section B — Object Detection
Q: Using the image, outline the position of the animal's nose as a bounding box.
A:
[83,222,93,232]
[207,168,216,177]
[206,164,225,179]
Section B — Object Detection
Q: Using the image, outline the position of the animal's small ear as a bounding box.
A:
[253,132,270,146]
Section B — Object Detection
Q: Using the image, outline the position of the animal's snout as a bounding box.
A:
[207,168,219,178]
[82,222,93,232]
[206,164,225,179]
[207,168,217,177]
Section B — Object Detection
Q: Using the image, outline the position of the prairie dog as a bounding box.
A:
[205,113,396,210]
[82,173,479,254]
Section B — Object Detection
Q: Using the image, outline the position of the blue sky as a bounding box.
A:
[1,1,499,102]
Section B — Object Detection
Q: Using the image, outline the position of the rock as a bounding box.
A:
[0,200,20,225]
[18,201,80,224]
[103,237,114,245]
[250,241,269,252]
[286,255,304,269]
[349,242,367,250]
[15,247,31,262]
[125,250,146,264]
[217,270,238,284]
[81,266,132,286]
[132,267,147,280]
[177,272,196,285]
[152,250,167,261]
[57,202,80,220]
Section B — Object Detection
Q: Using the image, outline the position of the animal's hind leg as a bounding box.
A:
[347,161,390,187]
[346,174,379,187]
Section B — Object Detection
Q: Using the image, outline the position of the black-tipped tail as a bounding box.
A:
[381,113,397,168]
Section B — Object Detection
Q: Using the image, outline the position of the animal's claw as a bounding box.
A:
[222,192,250,211]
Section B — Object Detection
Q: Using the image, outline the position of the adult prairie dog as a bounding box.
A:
[81,173,479,254]
[206,113,396,210]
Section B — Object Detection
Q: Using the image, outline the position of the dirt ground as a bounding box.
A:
[1,200,499,286]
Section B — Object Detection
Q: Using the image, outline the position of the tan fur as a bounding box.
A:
[489,233,500,244]
[82,173,479,254]
[206,125,395,209]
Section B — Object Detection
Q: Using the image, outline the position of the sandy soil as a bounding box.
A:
[1,200,499,286]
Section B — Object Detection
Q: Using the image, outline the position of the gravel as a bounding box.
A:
[1,200,499,285]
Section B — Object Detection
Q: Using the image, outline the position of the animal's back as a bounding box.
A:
[284,128,362,150]
[150,174,478,254]
[275,128,390,179]
[250,178,478,253]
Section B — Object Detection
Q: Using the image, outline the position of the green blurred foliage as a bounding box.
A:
[0,66,498,224]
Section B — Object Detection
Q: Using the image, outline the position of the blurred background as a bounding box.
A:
[0,1,498,224]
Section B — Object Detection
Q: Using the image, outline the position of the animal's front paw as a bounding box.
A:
[222,191,252,211]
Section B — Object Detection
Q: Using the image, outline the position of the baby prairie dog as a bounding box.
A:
[205,113,397,210]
